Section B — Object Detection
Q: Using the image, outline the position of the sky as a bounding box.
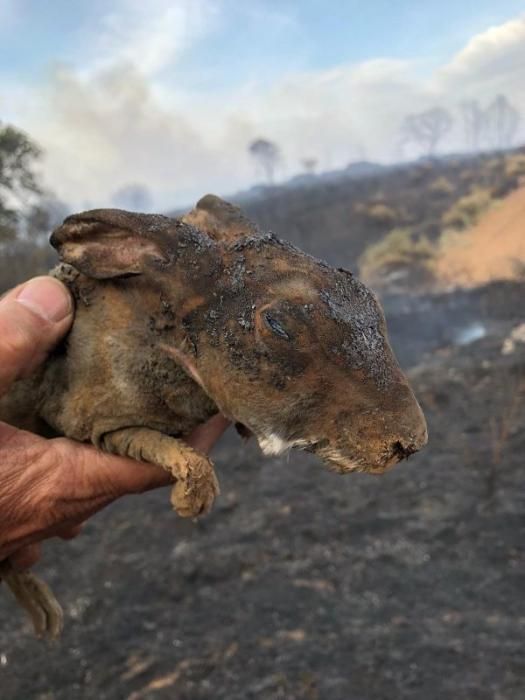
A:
[1,0,525,210]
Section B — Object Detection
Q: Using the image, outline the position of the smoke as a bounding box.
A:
[4,11,525,211]
[89,0,217,77]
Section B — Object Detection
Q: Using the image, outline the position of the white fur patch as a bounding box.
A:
[258,433,294,456]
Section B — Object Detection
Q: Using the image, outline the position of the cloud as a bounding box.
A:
[91,0,218,76]
[5,12,525,212]
[442,16,525,79]
[438,15,525,97]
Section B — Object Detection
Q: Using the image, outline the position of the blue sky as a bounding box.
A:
[2,0,524,86]
[1,1,524,208]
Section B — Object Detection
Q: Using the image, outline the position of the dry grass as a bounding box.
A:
[354,201,398,226]
[441,186,494,230]
[358,227,436,289]
[505,154,525,179]
[429,176,454,195]
[436,185,525,287]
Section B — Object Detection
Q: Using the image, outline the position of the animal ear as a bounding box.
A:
[50,209,170,279]
[182,194,259,242]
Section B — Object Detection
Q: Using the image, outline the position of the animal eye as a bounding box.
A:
[264,313,290,340]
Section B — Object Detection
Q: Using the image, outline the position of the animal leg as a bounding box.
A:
[101,428,220,517]
[0,560,63,639]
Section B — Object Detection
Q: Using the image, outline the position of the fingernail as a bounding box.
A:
[16,277,73,323]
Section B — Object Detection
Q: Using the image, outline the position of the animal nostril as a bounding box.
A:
[392,440,417,460]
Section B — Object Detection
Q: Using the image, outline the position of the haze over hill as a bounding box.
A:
[215,148,525,295]
[2,4,525,210]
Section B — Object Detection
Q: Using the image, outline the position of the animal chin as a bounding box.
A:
[324,457,363,474]
[321,452,398,475]
[256,433,315,457]
[315,448,365,474]
[257,433,294,456]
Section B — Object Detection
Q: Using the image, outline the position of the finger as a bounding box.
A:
[9,543,42,571]
[0,517,85,561]
[0,425,172,563]
[0,277,73,394]
[185,413,231,453]
[52,437,174,505]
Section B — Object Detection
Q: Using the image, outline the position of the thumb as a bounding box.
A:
[0,277,73,395]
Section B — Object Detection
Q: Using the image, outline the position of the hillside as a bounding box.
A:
[436,184,525,287]
[236,150,525,278]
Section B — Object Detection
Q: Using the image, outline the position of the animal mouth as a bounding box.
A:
[306,439,415,475]
[298,439,360,473]
[234,425,416,475]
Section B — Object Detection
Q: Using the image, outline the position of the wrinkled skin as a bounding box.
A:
[1,194,427,476]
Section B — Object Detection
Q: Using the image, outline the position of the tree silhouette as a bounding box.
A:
[401,107,454,156]
[461,100,485,152]
[248,139,280,184]
[24,197,70,241]
[0,122,42,240]
[485,95,520,149]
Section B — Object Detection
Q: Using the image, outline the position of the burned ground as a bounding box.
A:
[0,281,523,699]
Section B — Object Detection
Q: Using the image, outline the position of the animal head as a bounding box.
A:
[51,195,427,474]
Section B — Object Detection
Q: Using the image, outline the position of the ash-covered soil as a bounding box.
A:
[1,283,524,700]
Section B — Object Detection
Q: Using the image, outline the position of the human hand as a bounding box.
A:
[0,277,230,571]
